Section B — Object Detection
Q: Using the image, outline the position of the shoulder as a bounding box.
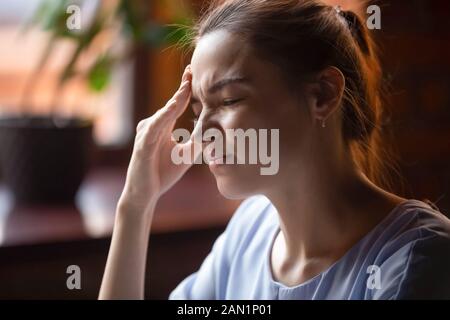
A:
[400,199,450,234]
[371,200,450,299]
[376,199,450,250]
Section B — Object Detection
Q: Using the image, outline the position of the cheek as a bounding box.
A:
[219,103,269,131]
[210,106,281,198]
[251,99,310,167]
[216,107,262,151]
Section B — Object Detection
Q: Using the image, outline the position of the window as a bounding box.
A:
[0,0,133,147]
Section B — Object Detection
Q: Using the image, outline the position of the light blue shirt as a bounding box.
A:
[169,195,450,299]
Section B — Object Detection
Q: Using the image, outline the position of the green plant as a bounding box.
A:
[22,0,194,116]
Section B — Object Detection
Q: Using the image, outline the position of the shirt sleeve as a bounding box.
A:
[168,195,269,300]
[393,234,450,299]
[372,234,450,300]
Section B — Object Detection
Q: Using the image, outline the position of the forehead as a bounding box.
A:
[191,30,256,95]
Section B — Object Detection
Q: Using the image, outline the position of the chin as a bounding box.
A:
[214,174,259,200]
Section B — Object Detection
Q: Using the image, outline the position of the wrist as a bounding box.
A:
[116,196,158,226]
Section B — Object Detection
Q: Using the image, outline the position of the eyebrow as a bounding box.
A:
[190,76,250,104]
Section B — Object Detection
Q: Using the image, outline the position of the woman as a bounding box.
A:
[99,0,450,299]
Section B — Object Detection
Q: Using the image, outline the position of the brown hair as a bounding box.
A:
[189,0,397,190]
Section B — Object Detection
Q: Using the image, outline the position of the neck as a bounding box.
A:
[264,144,399,261]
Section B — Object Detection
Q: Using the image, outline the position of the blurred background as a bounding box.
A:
[0,0,448,299]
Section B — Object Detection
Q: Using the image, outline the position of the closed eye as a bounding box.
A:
[223,98,243,106]
[189,98,243,123]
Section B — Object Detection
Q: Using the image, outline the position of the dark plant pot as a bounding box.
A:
[0,116,94,206]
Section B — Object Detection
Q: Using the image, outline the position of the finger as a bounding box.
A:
[171,78,192,119]
[139,66,192,137]
[155,63,191,114]
[158,78,192,125]
[179,64,192,85]
[139,64,191,123]
[139,84,191,145]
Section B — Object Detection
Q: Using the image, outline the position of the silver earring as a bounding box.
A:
[321,119,326,128]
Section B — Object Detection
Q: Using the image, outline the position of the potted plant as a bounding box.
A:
[0,0,192,205]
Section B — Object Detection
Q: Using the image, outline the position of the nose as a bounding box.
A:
[191,111,224,150]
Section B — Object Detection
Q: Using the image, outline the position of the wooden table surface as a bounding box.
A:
[0,166,241,247]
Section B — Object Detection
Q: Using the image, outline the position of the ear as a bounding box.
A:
[308,66,345,124]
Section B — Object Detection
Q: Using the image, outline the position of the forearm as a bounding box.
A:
[98,64,193,300]
[98,200,157,300]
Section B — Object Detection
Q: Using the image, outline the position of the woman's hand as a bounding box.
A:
[118,65,200,217]
[100,65,203,300]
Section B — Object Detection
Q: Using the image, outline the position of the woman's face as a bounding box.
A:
[190,30,315,199]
